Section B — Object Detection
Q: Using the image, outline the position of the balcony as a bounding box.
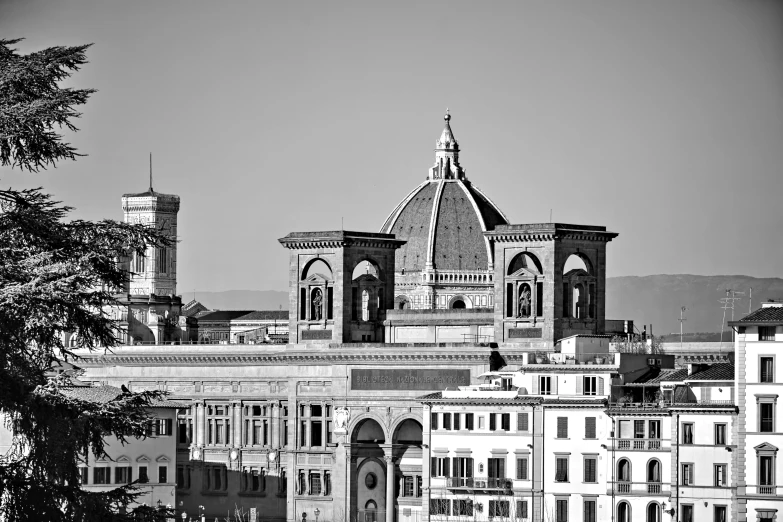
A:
[611,481,670,496]
[752,485,780,495]
[612,438,669,451]
[446,477,513,493]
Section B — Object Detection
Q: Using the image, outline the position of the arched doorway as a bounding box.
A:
[647,459,661,494]
[351,419,387,520]
[647,502,661,522]
[617,501,631,522]
[617,459,631,493]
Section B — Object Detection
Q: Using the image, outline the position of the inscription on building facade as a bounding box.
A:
[301,329,332,340]
[351,369,470,391]
[508,328,542,339]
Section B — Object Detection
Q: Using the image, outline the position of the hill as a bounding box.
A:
[191,275,783,335]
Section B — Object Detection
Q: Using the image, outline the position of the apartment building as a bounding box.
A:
[730,302,783,522]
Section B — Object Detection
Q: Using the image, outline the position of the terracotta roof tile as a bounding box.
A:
[731,306,783,324]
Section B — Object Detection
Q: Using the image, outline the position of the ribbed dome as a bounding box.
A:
[380,179,508,272]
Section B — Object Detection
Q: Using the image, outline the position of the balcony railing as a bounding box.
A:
[446,477,513,491]
[754,485,779,495]
[611,481,670,496]
[613,438,669,451]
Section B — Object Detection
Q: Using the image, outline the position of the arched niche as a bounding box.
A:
[395,296,411,310]
[351,259,385,321]
[392,418,422,445]
[561,253,596,320]
[449,295,470,309]
[351,418,387,445]
[302,258,333,280]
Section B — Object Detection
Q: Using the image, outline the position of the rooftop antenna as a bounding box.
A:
[719,289,744,346]
[149,153,153,192]
[749,287,753,313]
[679,306,687,349]
[550,209,553,222]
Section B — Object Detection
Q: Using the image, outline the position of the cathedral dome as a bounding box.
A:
[380,113,509,273]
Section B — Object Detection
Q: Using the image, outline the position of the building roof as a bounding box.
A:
[379,113,509,273]
[61,385,187,408]
[234,310,289,321]
[685,363,735,381]
[729,305,783,325]
[195,310,255,322]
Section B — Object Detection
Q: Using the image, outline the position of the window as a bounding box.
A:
[177,466,190,489]
[583,377,597,395]
[138,466,148,484]
[490,413,496,431]
[714,506,727,522]
[501,413,511,431]
[431,412,439,430]
[518,413,529,432]
[490,500,510,518]
[714,464,726,487]
[443,413,452,430]
[403,476,414,497]
[158,465,168,484]
[517,500,528,519]
[714,424,727,445]
[555,457,569,482]
[478,416,486,429]
[759,326,776,341]
[682,423,694,444]
[178,412,193,445]
[93,467,110,485]
[430,499,450,516]
[455,500,473,516]
[487,458,506,479]
[681,505,693,522]
[634,420,645,439]
[557,417,568,438]
[245,403,271,447]
[207,404,230,446]
[585,417,596,439]
[556,499,568,522]
[431,456,450,477]
[79,467,89,484]
[540,376,552,395]
[516,457,528,480]
[115,466,131,484]
[466,413,474,430]
[583,500,596,522]
[760,357,774,382]
[454,413,461,430]
[454,457,473,479]
[309,472,321,495]
[760,403,774,432]
[681,463,693,486]
[134,252,145,273]
[212,467,223,491]
[759,456,774,486]
[584,457,597,483]
[156,418,172,436]
[649,420,661,440]
[156,247,168,273]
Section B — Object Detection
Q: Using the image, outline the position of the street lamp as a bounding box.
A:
[315,508,320,522]
[181,512,187,521]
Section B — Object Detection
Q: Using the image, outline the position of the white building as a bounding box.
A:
[730,302,783,522]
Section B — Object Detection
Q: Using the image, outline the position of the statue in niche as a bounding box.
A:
[333,407,349,433]
[311,288,323,320]
[518,285,531,318]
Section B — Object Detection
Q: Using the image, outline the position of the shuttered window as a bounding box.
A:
[431,412,438,430]
[583,457,596,483]
[490,414,497,431]
[556,499,568,522]
[501,413,511,431]
[465,413,474,430]
[517,500,528,519]
[555,457,568,482]
[583,500,596,522]
[518,413,529,432]
[516,457,528,480]
[557,417,568,439]
[454,413,461,431]
[585,417,596,439]
[443,413,451,430]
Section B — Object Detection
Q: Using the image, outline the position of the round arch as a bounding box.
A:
[617,501,631,522]
[507,251,543,275]
[617,458,632,482]
[448,295,472,309]
[562,252,594,275]
[391,417,423,445]
[302,257,333,280]
[349,415,389,444]
[395,295,411,310]
[646,502,661,522]
[647,458,662,482]
[351,257,384,281]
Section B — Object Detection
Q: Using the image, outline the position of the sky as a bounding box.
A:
[2,0,783,292]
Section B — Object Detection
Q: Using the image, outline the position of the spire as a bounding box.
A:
[149,153,154,193]
[430,110,465,180]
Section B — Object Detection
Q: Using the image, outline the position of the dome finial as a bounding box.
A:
[444,108,450,121]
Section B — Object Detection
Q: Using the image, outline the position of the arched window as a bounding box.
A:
[646,503,661,522]
[617,502,631,522]
[617,459,631,483]
[302,258,332,280]
[134,252,146,273]
[647,459,662,494]
[156,247,168,274]
[507,252,543,275]
[452,299,466,309]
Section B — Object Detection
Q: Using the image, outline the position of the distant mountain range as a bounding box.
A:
[191,275,783,336]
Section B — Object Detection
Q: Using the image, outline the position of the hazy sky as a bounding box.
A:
[2,0,782,292]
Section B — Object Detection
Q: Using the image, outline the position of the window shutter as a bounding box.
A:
[585,417,596,439]
[443,413,451,431]
[166,418,173,436]
[431,457,437,477]
[516,458,523,480]
[444,457,450,478]
[532,377,539,395]
[598,377,604,396]
[703,387,712,402]
[498,458,505,479]
[517,413,529,431]
[576,376,583,395]
[454,414,461,431]
[467,458,473,478]
[557,417,568,438]
[453,458,459,478]
[552,376,558,395]
[431,412,438,430]
[466,413,474,430]
[490,414,497,431]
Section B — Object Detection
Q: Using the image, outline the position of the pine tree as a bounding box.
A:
[1,38,172,521]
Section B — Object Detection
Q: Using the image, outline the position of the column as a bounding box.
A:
[271,403,280,448]
[320,469,326,496]
[233,402,242,447]
[385,455,395,522]
[196,401,205,447]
